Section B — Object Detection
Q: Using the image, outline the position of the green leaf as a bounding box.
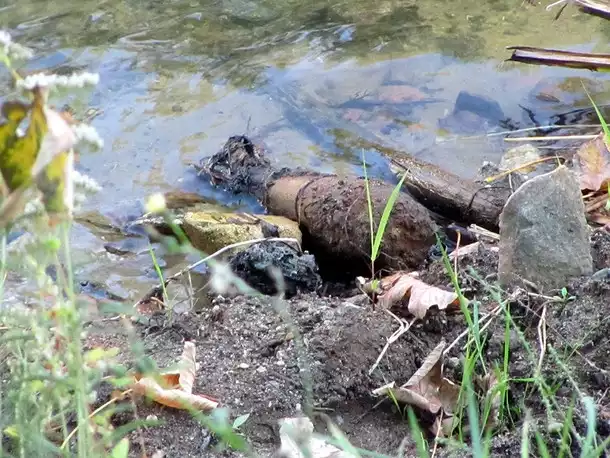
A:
[0,91,47,191]
[110,438,129,458]
[327,422,361,457]
[407,408,430,458]
[534,432,551,458]
[232,413,250,429]
[3,425,19,439]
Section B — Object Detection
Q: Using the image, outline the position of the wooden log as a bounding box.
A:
[377,145,510,231]
[264,174,438,276]
[195,136,438,278]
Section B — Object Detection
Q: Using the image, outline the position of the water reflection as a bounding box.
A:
[1,0,610,300]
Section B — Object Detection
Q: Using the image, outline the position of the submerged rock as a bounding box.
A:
[228,241,321,297]
[499,144,541,172]
[453,91,505,124]
[183,211,302,255]
[438,91,506,134]
[498,165,592,290]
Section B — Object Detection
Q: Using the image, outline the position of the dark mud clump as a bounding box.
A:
[228,240,321,298]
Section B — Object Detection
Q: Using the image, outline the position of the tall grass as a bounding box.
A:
[362,151,408,279]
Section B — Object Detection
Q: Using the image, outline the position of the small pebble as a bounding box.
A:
[591,268,610,281]
[185,12,203,21]
[238,363,249,369]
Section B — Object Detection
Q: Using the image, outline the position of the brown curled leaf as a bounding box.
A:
[132,341,219,412]
[377,272,459,318]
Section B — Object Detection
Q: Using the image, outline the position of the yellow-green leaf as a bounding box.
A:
[0,101,29,195]
[110,438,129,458]
[3,425,18,439]
[36,150,71,215]
[0,89,47,191]
[0,101,28,154]
[85,347,120,364]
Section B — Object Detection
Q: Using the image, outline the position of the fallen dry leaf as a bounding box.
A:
[573,132,610,191]
[378,85,427,103]
[373,341,460,436]
[135,296,165,316]
[588,210,610,227]
[342,108,366,122]
[132,341,218,412]
[377,272,459,318]
[278,417,350,458]
[178,340,196,394]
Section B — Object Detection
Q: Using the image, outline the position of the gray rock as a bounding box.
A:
[454,91,505,124]
[499,165,592,290]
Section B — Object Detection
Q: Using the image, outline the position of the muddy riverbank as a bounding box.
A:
[84,230,610,458]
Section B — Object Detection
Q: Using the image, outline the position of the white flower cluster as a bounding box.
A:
[0,30,34,61]
[210,262,237,295]
[145,193,167,214]
[22,198,46,218]
[72,123,104,149]
[72,169,102,194]
[16,72,100,91]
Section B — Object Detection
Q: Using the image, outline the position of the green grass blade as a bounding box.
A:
[361,151,375,257]
[582,82,610,142]
[407,407,430,458]
[535,431,551,458]
[371,172,407,262]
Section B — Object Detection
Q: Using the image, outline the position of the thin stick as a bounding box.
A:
[484,156,561,183]
[585,193,608,212]
[369,311,416,375]
[170,237,301,285]
[505,134,597,142]
[430,411,444,458]
[464,124,602,139]
[546,0,567,10]
[536,303,548,374]
[60,390,132,449]
[467,224,500,241]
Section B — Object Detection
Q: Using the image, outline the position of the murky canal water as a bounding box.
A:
[2,0,610,301]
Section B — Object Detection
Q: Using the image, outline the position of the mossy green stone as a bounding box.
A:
[183,211,302,255]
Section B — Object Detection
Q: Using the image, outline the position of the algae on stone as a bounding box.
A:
[183,211,302,255]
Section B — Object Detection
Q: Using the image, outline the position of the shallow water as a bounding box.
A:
[2,0,610,300]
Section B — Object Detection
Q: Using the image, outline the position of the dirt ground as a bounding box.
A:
[84,228,610,458]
